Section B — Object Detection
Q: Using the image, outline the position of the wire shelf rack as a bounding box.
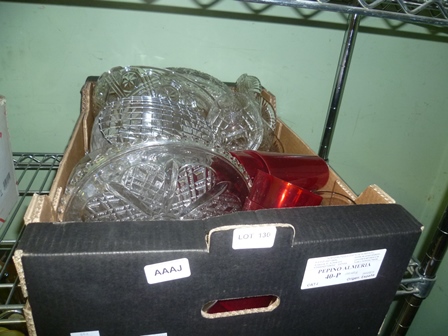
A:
[241,0,448,26]
[0,153,62,331]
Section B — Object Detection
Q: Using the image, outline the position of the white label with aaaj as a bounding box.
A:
[301,249,387,290]
[232,226,277,249]
[71,331,100,336]
[145,258,191,284]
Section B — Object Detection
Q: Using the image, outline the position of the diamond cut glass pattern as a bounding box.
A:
[59,142,251,222]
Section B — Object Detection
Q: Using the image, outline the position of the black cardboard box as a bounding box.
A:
[14,79,422,336]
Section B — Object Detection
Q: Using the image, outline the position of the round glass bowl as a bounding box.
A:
[90,96,215,151]
[93,66,215,118]
[236,73,263,99]
[93,66,278,152]
[58,141,251,222]
[168,67,232,100]
[207,92,264,151]
[236,74,277,151]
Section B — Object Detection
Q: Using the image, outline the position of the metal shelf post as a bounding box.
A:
[318,13,361,160]
[390,204,448,335]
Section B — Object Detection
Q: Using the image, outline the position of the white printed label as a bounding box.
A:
[232,226,277,249]
[71,331,100,336]
[144,258,191,284]
[141,333,168,336]
[301,249,387,290]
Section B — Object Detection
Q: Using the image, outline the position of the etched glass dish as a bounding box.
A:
[207,92,264,151]
[236,74,277,151]
[58,141,251,222]
[90,96,215,151]
[168,67,232,100]
[93,66,215,118]
[236,73,263,99]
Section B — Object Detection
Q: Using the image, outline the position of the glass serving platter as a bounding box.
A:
[58,141,251,222]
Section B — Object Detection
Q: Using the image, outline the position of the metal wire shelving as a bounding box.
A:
[240,0,448,26]
[0,153,62,332]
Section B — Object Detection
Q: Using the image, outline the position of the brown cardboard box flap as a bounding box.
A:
[23,301,37,336]
[356,184,395,205]
[23,195,55,225]
[12,249,27,298]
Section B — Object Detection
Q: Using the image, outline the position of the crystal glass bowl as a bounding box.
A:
[236,74,277,151]
[93,66,215,117]
[206,92,264,151]
[58,141,251,222]
[168,67,232,100]
[90,96,215,151]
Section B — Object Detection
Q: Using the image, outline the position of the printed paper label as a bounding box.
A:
[142,333,168,336]
[70,331,100,336]
[144,258,191,284]
[232,226,277,249]
[301,249,387,290]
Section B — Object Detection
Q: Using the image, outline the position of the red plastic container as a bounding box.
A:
[243,170,323,210]
[231,150,329,190]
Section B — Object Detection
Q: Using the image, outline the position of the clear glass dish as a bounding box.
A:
[236,74,277,151]
[90,96,215,151]
[168,67,232,100]
[58,141,251,222]
[206,92,265,151]
[93,66,215,117]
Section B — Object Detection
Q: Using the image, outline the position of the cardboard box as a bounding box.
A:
[0,96,18,225]
[14,79,422,336]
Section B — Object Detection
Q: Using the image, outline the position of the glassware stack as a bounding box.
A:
[90,66,278,152]
[59,66,279,222]
[59,66,338,223]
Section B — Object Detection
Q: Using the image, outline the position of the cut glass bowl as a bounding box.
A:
[58,141,251,222]
[93,66,215,118]
[90,96,215,151]
[207,92,264,151]
[168,67,232,100]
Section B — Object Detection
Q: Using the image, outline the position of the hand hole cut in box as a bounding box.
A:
[201,294,280,318]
